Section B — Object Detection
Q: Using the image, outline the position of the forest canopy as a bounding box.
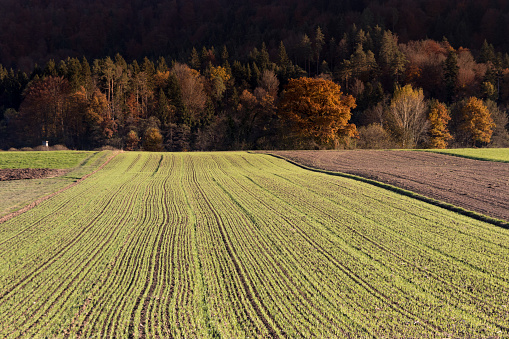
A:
[0,0,509,150]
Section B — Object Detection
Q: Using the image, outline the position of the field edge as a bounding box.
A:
[0,151,119,224]
[419,148,509,163]
[264,152,509,229]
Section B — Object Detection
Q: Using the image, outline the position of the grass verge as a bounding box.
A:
[420,148,509,162]
[0,151,96,169]
[0,151,113,218]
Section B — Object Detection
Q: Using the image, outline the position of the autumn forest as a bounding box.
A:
[1,0,509,150]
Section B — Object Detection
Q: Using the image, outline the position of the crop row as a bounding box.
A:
[0,152,508,337]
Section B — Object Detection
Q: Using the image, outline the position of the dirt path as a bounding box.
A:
[270,150,509,222]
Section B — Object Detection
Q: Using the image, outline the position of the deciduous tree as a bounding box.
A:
[171,63,207,126]
[278,77,357,147]
[125,130,140,150]
[18,76,72,145]
[388,84,429,148]
[427,100,452,149]
[460,97,495,146]
[143,127,163,151]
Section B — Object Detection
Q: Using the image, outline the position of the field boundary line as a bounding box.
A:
[264,152,509,229]
[0,151,120,225]
[418,149,509,163]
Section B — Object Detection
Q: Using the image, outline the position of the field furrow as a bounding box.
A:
[1,151,508,338]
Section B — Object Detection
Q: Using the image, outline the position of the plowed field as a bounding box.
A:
[1,152,509,338]
[271,150,509,222]
[0,168,67,181]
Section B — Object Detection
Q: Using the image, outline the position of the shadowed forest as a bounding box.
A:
[1,0,509,150]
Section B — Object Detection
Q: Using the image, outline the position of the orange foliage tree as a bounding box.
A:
[125,130,140,151]
[460,97,495,146]
[427,100,452,149]
[278,77,357,147]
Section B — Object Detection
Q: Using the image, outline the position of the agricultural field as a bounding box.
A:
[0,152,509,338]
[423,148,509,163]
[0,151,110,218]
[271,150,509,223]
[0,151,98,181]
[0,151,95,169]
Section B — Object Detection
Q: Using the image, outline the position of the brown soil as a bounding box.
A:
[270,150,509,222]
[0,168,68,181]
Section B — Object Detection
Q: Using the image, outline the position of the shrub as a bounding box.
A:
[356,124,395,149]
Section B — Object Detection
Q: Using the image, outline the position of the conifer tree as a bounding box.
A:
[314,26,325,74]
[43,60,58,77]
[379,31,406,84]
[66,57,83,91]
[277,41,290,68]
[189,47,200,70]
[81,57,93,95]
[156,56,168,73]
[221,45,229,64]
[300,34,313,75]
[479,40,495,64]
[444,49,459,103]
[257,43,270,71]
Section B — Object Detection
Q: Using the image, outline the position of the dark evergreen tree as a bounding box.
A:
[479,40,496,64]
[444,49,459,103]
[189,47,201,70]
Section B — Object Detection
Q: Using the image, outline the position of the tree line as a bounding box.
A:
[0,24,508,151]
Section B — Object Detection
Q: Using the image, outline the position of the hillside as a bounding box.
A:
[2,0,509,70]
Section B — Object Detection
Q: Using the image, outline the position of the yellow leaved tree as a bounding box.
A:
[460,97,495,146]
[388,84,428,148]
[427,100,452,149]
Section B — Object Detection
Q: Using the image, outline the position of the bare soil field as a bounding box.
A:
[270,150,509,222]
[0,168,67,181]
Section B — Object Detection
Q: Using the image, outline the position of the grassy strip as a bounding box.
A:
[265,152,509,228]
[0,151,96,169]
[420,148,509,162]
[0,151,112,218]
[0,151,117,224]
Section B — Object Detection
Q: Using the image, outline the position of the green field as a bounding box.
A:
[0,151,96,169]
[423,147,509,162]
[0,151,111,217]
[0,152,508,338]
